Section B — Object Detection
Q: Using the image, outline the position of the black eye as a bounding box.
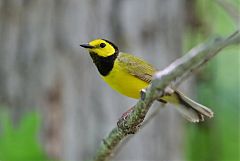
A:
[100,43,106,48]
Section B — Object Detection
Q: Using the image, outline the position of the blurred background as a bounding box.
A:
[0,0,239,161]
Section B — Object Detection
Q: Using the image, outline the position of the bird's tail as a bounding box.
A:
[173,90,214,122]
[159,89,214,123]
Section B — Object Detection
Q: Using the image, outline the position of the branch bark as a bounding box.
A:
[93,30,240,161]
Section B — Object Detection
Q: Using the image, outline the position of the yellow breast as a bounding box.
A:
[101,60,149,99]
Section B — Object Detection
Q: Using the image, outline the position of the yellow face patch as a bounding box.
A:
[88,39,116,57]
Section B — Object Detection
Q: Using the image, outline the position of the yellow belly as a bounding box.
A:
[101,63,149,99]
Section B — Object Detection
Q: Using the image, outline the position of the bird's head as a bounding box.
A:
[80,39,118,57]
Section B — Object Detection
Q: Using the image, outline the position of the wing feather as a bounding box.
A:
[117,52,157,83]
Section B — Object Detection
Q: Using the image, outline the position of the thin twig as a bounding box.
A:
[174,30,240,87]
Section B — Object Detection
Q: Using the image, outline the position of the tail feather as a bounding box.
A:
[158,88,214,123]
[175,104,204,123]
[175,90,214,119]
[158,94,203,122]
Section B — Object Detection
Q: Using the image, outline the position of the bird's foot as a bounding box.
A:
[140,88,147,100]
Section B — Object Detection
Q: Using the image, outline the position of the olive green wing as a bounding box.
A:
[117,52,157,83]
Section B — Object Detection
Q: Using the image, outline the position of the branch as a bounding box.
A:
[93,30,240,161]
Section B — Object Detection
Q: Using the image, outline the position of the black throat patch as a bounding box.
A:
[89,51,118,76]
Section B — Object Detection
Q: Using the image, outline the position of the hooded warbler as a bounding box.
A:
[80,39,213,122]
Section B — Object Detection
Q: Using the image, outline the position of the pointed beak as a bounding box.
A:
[80,43,94,49]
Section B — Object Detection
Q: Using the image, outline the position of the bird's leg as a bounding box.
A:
[157,98,167,104]
[156,86,174,104]
[140,88,147,100]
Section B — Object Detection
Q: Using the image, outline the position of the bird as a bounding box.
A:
[80,39,214,122]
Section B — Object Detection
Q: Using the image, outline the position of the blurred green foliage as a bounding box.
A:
[184,0,240,161]
[0,108,49,161]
